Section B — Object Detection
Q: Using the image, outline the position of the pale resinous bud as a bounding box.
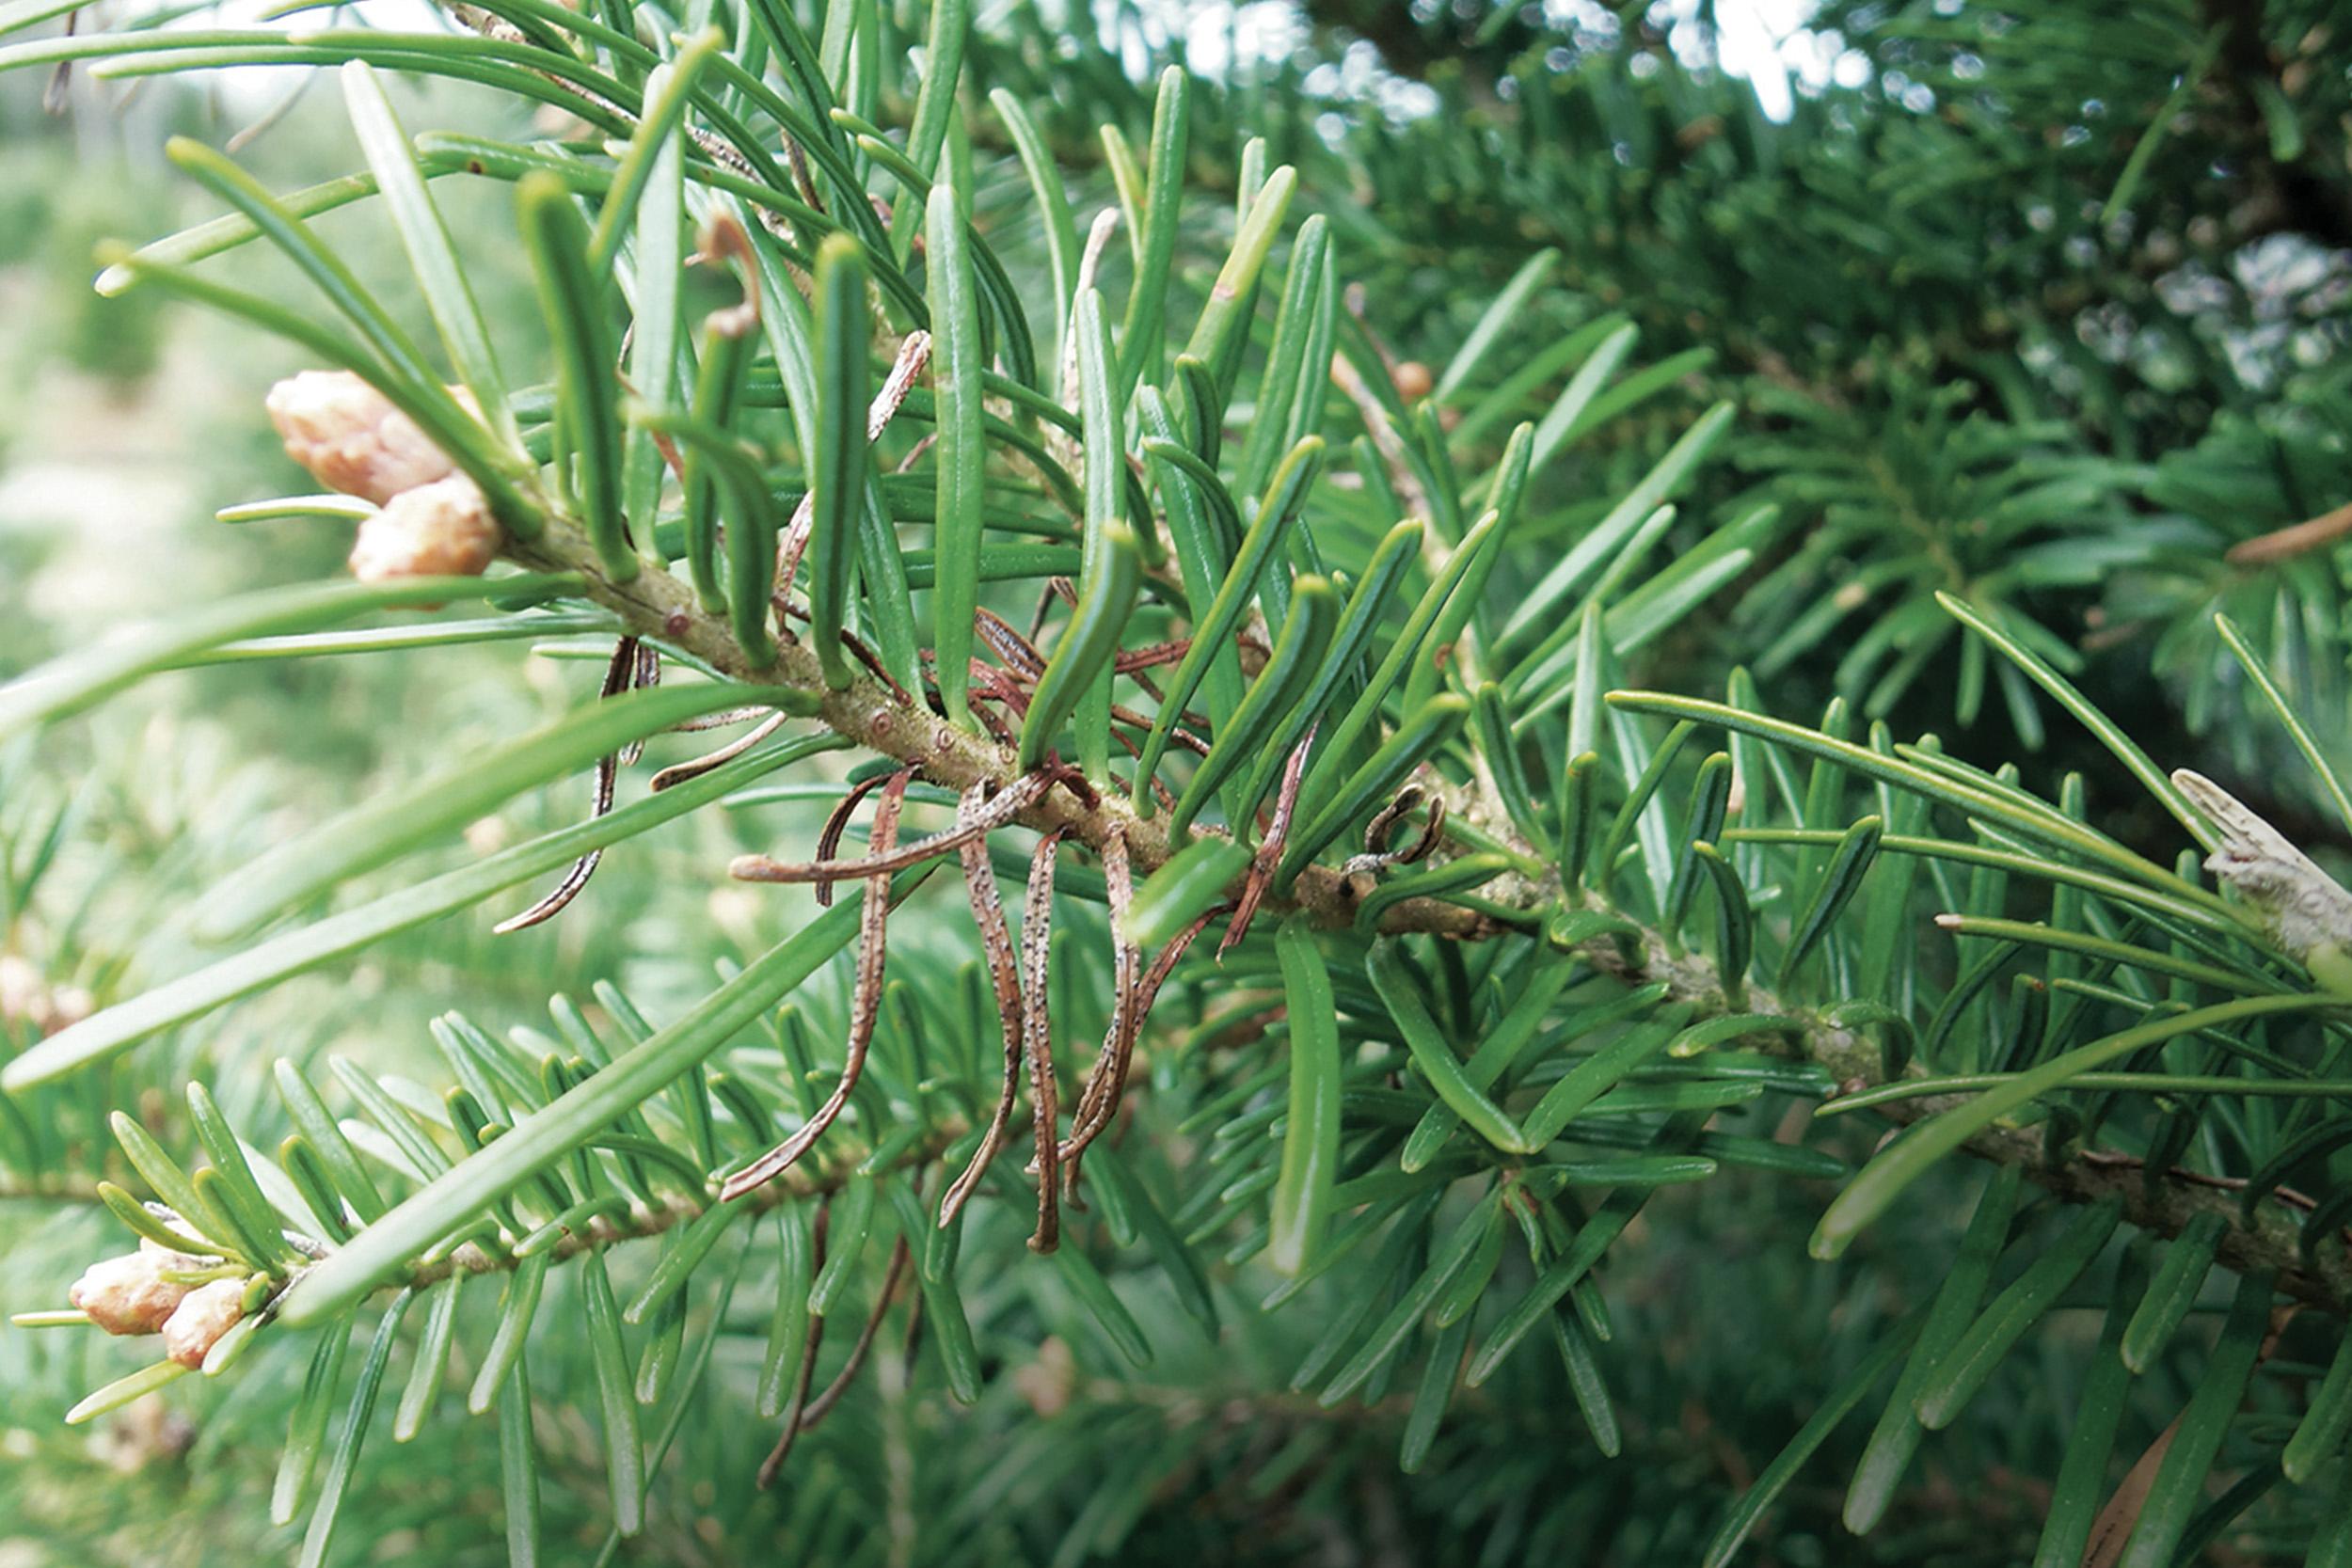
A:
[159,1277,247,1369]
[2175,768,2352,992]
[68,1249,209,1336]
[348,475,502,585]
[264,370,478,505]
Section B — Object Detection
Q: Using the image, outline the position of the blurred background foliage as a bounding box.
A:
[0,0,2345,1563]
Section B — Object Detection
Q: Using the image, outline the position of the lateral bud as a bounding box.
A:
[348,474,502,585]
[160,1277,248,1369]
[264,370,477,505]
[68,1248,210,1337]
[2175,768,2352,992]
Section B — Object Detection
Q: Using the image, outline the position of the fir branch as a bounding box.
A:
[403,1125,961,1293]
[502,513,1528,942]
[1567,911,2352,1311]
[506,512,2352,1312]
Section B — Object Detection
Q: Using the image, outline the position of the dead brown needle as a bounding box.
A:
[810,770,902,908]
[1342,787,1447,876]
[721,770,912,1201]
[795,1237,910,1433]
[730,769,1055,884]
[648,710,790,792]
[1021,824,1064,1251]
[1223,724,1317,957]
[757,1199,830,1489]
[938,797,1045,1227]
[776,330,933,604]
[1058,829,1138,1184]
[494,636,648,935]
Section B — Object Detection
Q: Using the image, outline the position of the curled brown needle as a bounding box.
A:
[963,663,1027,748]
[771,601,916,705]
[618,641,660,763]
[757,1198,829,1489]
[810,769,901,909]
[968,611,1210,758]
[666,704,786,733]
[775,329,933,604]
[1057,829,1137,1190]
[1019,823,1063,1253]
[1064,897,1226,1196]
[648,710,790,792]
[938,799,1043,1227]
[1222,724,1316,957]
[1096,900,1232,1147]
[1112,637,1193,674]
[974,607,1047,679]
[729,769,1057,885]
[782,136,821,214]
[721,770,911,1202]
[1109,725,1184,814]
[1343,786,1447,876]
[970,658,1034,717]
[795,1237,910,1432]
[494,636,648,935]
